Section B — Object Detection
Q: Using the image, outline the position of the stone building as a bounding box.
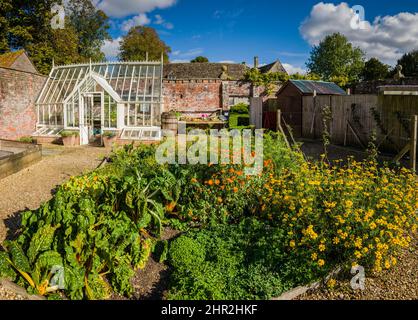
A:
[0,50,46,140]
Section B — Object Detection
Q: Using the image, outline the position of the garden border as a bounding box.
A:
[0,279,45,300]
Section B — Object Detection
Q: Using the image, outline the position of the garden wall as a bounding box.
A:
[162,80,262,116]
[0,67,46,140]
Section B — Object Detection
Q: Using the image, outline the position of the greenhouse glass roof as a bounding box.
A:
[36,61,163,105]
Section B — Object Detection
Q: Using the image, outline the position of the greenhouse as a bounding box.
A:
[34,59,163,144]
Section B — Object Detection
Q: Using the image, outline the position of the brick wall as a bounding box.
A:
[163,80,258,115]
[0,67,46,140]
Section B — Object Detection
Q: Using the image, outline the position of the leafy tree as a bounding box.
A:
[306,33,365,87]
[27,22,81,74]
[0,0,109,73]
[191,56,209,63]
[397,50,418,77]
[0,0,12,53]
[119,26,171,63]
[361,58,390,81]
[290,73,322,81]
[66,0,110,62]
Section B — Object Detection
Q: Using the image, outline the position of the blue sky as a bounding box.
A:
[96,0,418,73]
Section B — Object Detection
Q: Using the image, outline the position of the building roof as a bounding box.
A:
[0,50,25,68]
[163,63,249,80]
[258,60,288,74]
[287,80,347,95]
[0,50,39,73]
[378,85,418,95]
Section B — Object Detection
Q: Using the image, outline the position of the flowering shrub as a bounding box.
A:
[260,159,418,274]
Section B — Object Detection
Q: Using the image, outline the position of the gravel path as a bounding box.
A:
[0,145,110,243]
[299,234,418,300]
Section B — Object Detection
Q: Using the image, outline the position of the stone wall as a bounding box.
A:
[0,67,46,140]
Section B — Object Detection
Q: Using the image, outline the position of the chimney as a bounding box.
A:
[254,56,259,69]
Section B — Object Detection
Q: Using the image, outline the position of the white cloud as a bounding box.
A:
[300,2,418,65]
[172,48,204,58]
[153,14,174,29]
[95,0,177,18]
[121,13,151,31]
[101,37,121,60]
[171,59,189,63]
[219,60,236,64]
[283,63,306,75]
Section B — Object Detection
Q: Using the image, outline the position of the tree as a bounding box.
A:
[191,56,209,63]
[66,0,110,62]
[306,33,365,87]
[119,26,171,62]
[397,50,418,77]
[0,0,110,73]
[361,58,390,81]
[27,22,81,74]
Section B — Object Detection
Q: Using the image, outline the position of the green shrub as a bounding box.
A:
[230,103,249,114]
[60,130,79,138]
[19,136,34,143]
[167,218,316,300]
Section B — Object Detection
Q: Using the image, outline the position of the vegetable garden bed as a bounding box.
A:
[0,133,417,300]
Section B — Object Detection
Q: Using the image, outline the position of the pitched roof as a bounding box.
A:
[163,63,249,80]
[258,60,288,74]
[0,50,26,68]
[288,80,347,95]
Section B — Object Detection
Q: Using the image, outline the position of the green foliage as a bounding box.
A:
[168,219,314,300]
[397,50,418,77]
[119,26,171,63]
[306,33,365,87]
[60,130,79,137]
[0,251,16,281]
[191,56,209,63]
[361,58,390,81]
[230,103,249,114]
[1,0,110,73]
[245,68,288,95]
[19,136,34,143]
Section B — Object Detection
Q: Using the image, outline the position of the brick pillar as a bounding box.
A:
[221,81,229,110]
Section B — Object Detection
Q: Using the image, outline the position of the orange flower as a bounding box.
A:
[233,187,239,193]
[217,197,223,203]
[208,180,214,186]
[191,178,198,183]
[215,179,220,185]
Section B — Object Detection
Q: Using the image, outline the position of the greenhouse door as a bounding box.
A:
[80,93,104,145]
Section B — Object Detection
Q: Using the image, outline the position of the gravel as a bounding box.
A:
[299,234,418,300]
[0,145,110,243]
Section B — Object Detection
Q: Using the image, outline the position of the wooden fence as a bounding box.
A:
[300,94,418,169]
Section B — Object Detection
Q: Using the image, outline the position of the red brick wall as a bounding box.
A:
[0,67,46,140]
[163,80,258,114]
[163,79,223,114]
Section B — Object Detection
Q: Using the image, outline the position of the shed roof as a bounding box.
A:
[163,63,249,80]
[288,80,346,95]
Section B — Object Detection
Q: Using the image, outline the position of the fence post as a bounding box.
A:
[411,115,418,172]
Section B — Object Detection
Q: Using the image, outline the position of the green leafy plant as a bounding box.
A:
[60,130,79,138]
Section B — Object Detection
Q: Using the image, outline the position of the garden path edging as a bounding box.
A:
[0,279,45,300]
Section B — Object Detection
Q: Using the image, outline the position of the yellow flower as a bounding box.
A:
[318,259,325,267]
[327,279,336,289]
[319,244,326,252]
[289,240,296,248]
[311,253,318,261]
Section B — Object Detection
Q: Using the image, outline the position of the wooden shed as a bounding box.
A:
[264,80,346,137]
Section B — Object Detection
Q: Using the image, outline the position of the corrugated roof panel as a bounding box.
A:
[289,80,346,95]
